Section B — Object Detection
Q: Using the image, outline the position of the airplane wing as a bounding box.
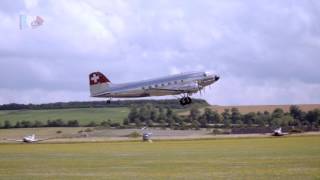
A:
[35,137,55,142]
[3,138,23,142]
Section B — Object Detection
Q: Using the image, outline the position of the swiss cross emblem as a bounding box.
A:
[91,74,100,83]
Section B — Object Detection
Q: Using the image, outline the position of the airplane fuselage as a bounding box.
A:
[90,71,219,98]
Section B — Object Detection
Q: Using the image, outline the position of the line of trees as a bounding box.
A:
[1,104,319,130]
[0,99,208,110]
[124,104,320,130]
[0,119,121,129]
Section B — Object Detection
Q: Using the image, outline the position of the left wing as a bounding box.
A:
[3,138,23,142]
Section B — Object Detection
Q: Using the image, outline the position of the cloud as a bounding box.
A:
[0,0,319,105]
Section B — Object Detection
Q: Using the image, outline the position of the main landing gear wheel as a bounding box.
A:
[179,97,192,106]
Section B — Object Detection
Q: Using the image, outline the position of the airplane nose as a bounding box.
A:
[214,75,220,81]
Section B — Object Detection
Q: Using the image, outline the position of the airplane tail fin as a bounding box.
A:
[89,72,111,97]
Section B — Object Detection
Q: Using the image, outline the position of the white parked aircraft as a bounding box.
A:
[3,134,50,143]
[272,127,288,136]
[89,71,220,105]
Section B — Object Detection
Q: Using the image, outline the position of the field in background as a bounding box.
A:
[178,104,320,116]
[209,104,320,114]
[0,136,319,179]
[0,107,129,125]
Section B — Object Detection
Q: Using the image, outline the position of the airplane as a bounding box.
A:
[89,71,220,105]
[3,134,51,143]
[272,127,288,136]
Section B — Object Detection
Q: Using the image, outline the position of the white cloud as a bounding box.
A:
[0,0,319,105]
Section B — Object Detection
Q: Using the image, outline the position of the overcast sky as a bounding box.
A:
[0,0,320,105]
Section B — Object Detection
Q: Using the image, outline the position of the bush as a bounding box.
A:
[127,131,141,138]
[212,128,224,135]
[67,120,79,127]
[289,128,303,134]
[87,121,97,127]
[84,128,93,132]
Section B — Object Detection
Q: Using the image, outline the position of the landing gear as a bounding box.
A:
[179,96,192,106]
[106,97,112,104]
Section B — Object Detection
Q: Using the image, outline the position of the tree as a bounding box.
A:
[281,115,294,127]
[139,105,151,122]
[290,105,303,120]
[203,108,220,124]
[222,109,231,127]
[272,108,284,119]
[4,120,12,129]
[33,120,44,127]
[134,118,142,127]
[270,118,282,127]
[21,120,32,128]
[150,108,159,122]
[198,116,208,128]
[305,109,320,127]
[255,112,266,127]
[128,106,139,123]
[157,107,166,123]
[14,121,21,128]
[192,120,201,130]
[47,119,65,127]
[243,112,256,126]
[123,118,129,125]
[231,107,242,124]
[190,107,201,121]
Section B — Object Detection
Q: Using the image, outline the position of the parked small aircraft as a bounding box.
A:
[89,71,219,105]
[272,127,288,136]
[3,134,51,143]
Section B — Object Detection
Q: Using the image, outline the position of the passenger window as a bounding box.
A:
[174,81,177,84]
[155,84,158,88]
[161,83,165,86]
[168,82,171,85]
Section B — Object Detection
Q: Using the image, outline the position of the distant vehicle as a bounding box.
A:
[3,134,51,143]
[272,127,288,136]
[89,71,220,105]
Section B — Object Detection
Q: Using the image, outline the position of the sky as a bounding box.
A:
[0,0,320,105]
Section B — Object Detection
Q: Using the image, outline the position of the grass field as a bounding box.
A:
[0,136,319,179]
[0,107,129,125]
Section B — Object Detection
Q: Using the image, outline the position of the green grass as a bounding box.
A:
[0,136,319,179]
[0,107,129,125]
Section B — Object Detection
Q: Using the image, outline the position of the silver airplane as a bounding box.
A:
[272,127,288,136]
[89,71,220,105]
[3,134,51,143]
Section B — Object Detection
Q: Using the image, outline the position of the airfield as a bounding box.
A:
[0,134,319,179]
[1,104,319,179]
